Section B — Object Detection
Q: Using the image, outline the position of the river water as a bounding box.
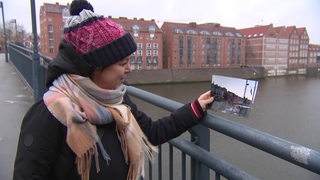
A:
[133,75,320,180]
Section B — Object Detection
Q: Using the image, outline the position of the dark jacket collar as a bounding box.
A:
[45,40,94,87]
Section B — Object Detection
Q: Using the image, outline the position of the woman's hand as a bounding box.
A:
[197,91,214,111]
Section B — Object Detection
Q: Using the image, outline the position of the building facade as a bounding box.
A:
[286,26,300,74]
[161,22,246,69]
[308,44,320,69]
[240,24,288,76]
[273,26,290,75]
[37,3,319,75]
[39,2,69,58]
[111,17,163,70]
[296,27,309,74]
[239,24,313,76]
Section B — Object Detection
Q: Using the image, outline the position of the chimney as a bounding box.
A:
[189,22,197,28]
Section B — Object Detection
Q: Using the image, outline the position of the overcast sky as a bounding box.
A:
[1,0,319,44]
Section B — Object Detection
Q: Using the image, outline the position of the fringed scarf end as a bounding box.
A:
[143,137,158,162]
[77,142,111,180]
[126,160,142,180]
[97,139,111,165]
[76,149,92,180]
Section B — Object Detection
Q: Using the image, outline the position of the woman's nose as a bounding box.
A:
[125,63,132,73]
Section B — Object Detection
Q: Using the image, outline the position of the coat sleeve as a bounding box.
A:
[123,94,204,145]
[13,100,64,180]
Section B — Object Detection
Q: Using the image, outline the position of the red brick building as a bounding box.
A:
[240,24,311,76]
[273,26,289,75]
[308,44,320,69]
[161,22,246,69]
[240,24,288,76]
[296,27,309,74]
[111,17,163,70]
[39,2,69,58]
[37,3,318,75]
[286,26,300,74]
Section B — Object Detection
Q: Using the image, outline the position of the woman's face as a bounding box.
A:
[90,56,131,89]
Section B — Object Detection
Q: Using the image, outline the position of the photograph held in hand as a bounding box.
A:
[208,75,259,117]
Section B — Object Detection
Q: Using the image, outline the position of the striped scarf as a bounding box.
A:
[43,74,157,180]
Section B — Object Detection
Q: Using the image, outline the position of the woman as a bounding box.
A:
[13,0,213,180]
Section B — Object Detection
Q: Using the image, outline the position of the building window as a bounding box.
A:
[153,57,158,69]
[206,37,212,65]
[146,56,152,70]
[137,57,142,70]
[230,39,235,64]
[48,25,53,32]
[200,30,210,35]
[146,43,151,49]
[266,44,276,50]
[225,32,234,37]
[49,40,54,53]
[148,25,155,39]
[49,32,53,39]
[48,25,54,53]
[187,36,192,66]
[153,43,158,49]
[179,36,184,67]
[212,31,222,36]
[132,25,140,38]
[130,57,136,70]
[236,33,242,37]
[146,50,151,56]
[137,43,143,50]
[175,28,183,34]
[186,29,197,35]
[153,50,158,56]
[237,39,241,64]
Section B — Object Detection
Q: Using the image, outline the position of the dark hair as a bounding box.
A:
[69,0,94,15]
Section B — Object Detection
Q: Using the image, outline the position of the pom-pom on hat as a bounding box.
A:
[63,0,137,69]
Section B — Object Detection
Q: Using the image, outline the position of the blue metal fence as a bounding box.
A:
[7,43,320,179]
[8,42,49,97]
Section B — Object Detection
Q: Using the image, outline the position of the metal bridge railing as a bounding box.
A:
[7,43,320,180]
[127,85,320,180]
[8,42,49,97]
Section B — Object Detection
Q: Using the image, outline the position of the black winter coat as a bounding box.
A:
[13,93,203,180]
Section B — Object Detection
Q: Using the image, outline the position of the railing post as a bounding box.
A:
[0,1,8,63]
[189,124,210,180]
[30,0,41,101]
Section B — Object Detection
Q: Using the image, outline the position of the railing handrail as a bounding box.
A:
[8,42,54,63]
[8,42,33,60]
[9,42,34,53]
[202,111,320,175]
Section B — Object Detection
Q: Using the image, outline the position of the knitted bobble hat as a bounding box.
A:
[63,0,137,69]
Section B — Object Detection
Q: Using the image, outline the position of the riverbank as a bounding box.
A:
[126,66,320,85]
[126,67,265,85]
